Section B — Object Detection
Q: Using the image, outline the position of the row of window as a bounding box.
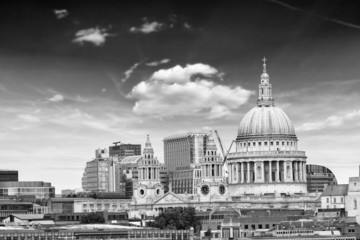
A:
[239,141,296,148]
[326,197,344,204]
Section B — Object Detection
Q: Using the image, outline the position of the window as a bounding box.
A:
[276,142,279,146]
[341,197,344,203]
[244,225,248,229]
[253,142,256,146]
[326,198,329,203]
[333,198,336,203]
[259,142,262,146]
[282,142,284,146]
[354,199,357,210]
[270,142,273,146]
[265,142,268,146]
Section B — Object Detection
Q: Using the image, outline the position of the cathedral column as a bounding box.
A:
[228,163,232,183]
[269,161,272,182]
[241,162,244,183]
[276,161,280,182]
[247,162,250,183]
[235,163,239,183]
[283,161,286,182]
[299,162,303,182]
[303,162,307,182]
[261,161,265,182]
[294,162,298,182]
[289,162,293,182]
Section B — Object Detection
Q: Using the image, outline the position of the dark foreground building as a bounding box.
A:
[0,170,18,182]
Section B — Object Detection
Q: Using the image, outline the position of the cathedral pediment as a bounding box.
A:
[154,192,188,205]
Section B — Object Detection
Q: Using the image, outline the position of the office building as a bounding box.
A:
[0,181,55,199]
[0,170,18,182]
[306,164,338,193]
[109,142,141,158]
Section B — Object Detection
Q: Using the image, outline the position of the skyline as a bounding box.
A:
[1,0,360,192]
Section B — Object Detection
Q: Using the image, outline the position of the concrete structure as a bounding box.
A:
[346,166,360,224]
[227,58,307,196]
[0,181,55,199]
[81,148,121,192]
[109,142,141,158]
[0,170,18,182]
[307,164,338,193]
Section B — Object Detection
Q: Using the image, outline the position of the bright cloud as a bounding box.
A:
[122,62,141,83]
[298,109,360,131]
[130,19,164,34]
[54,9,68,19]
[127,64,253,119]
[48,94,64,102]
[73,27,110,46]
[146,59,170,67]
[17,114,40,123]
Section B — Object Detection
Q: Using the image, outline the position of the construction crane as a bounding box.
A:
[214,130,226,158]
[112,141,121,146]
[223,140,235,164]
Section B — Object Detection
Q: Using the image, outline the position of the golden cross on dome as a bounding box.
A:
[262,57,267,73]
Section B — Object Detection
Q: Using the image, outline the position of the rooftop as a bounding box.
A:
[321,184,348,197]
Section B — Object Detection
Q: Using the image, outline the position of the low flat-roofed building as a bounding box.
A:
[0,200,33,217]
[0,181,55,199]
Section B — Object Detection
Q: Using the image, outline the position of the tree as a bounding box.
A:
[80,212,105,224]
[204,228,212,240]
[149,207,201,230]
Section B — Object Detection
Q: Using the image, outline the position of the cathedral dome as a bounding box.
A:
[237,105,296,138]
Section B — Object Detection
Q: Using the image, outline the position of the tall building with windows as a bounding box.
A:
[163,132,210,194]
[306,164,338,193]
[227,58,307,196]
[82,148,120,192]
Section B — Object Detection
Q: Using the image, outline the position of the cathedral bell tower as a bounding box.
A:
[133,135,164,204]
[197,131,229,202]
[257,57,274,107]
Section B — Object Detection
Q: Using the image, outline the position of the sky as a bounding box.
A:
[1,0,360,192]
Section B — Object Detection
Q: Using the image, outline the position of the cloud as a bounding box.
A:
[268,0,360,30]
[146,59,170,67]
[151,63,219,83]
[54,9,68,19]
[127,64,253,119]
[122,62,142,83]
[183,23,192,30]
[130,18,164,34]
[73,27,111,46]
[298,109,360,131]
[48,94,64,102]
[17,114,40,123]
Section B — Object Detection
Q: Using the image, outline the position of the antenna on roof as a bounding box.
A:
[113,141,121,146]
